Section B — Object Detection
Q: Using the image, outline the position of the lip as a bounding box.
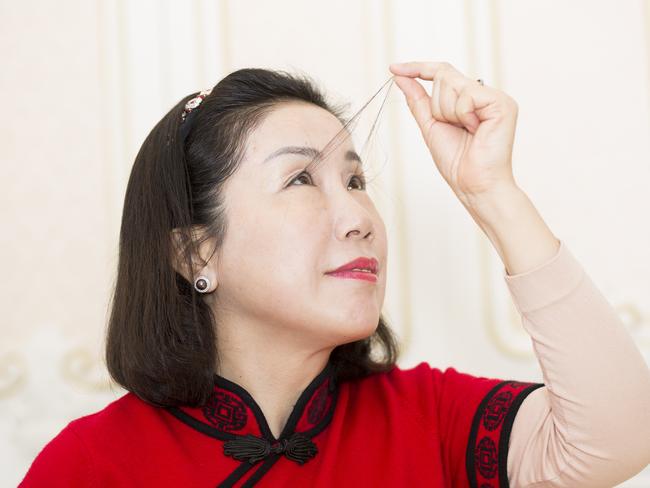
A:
[326,269,378,283]
[325,256,379,282]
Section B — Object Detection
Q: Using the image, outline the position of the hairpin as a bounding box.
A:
[181,88,213,123]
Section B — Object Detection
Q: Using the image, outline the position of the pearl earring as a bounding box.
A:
[194,276,211,293]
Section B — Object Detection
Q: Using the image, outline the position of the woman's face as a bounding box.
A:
[210,101,388,349]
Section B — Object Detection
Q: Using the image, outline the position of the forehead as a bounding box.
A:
[245,102,349,158]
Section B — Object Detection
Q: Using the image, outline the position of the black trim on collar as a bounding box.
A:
[165,359,339,487]
[466,380,545,488]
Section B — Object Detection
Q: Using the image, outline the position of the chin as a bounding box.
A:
[333,315,380,344]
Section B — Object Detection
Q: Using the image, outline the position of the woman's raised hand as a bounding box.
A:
[390,61,520,203]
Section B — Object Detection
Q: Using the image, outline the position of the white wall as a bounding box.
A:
[1,0,649,485]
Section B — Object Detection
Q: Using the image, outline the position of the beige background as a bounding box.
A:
[2,0,649,486]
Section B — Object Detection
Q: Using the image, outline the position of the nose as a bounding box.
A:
[334,195,375,242]
[345,228,371,239]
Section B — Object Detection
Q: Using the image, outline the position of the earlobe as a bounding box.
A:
[193,263,219,293]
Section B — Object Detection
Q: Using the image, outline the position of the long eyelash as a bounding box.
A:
[305,76,394,174]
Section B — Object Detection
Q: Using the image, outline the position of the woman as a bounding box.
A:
[20,62,650,487]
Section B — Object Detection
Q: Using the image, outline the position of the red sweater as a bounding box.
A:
[19,361,542,487]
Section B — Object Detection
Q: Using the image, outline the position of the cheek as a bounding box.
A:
[373,211,387,243]
[223,198,327,289]
[365,204,388,260]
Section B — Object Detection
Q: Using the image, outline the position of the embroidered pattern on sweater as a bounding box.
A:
[203,390,248,431]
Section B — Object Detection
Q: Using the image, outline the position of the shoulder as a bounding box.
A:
[349,361,496,400]
[344,362,455,418]
[66,391,159,437]
[19,392,156,487]
[347,362,537,422]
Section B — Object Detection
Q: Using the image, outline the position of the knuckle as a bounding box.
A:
[496,92,518,111]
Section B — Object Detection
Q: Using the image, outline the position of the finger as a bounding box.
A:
[457,83,509,134]
[389,61,451,81]
[438,78,463,126]
[430,78,443,122]
[393,75,434,133]
[456,87,481,133]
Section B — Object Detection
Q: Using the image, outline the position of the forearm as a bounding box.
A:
[502,241,650,486]
[461,184,560,276]
[461,184,650,485]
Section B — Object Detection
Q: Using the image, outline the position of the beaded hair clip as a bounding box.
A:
[181,88,213,123]
[179,87,213,142]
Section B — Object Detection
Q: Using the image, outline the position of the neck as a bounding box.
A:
[214,318,334,439]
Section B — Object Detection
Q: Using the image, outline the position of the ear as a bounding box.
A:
[170,227,219,285]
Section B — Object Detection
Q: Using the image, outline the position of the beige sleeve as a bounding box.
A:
[501,240,650,487]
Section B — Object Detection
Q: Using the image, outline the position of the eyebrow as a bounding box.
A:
[262,146,362,165]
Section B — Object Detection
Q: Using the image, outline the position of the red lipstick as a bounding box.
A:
[326,257,379,283]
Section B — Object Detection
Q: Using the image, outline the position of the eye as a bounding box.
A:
[288,170,313,186]
[287,170,367,190]
[348,174,367,191]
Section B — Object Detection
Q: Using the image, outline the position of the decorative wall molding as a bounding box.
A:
[61,347,113,393]
[0,352,27,399]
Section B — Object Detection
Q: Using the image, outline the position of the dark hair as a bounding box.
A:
[105,68,400,407]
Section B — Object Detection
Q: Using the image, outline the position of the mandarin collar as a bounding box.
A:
[166,359,339,443]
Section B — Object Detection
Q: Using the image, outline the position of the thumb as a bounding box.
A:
[393,75,434,134]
